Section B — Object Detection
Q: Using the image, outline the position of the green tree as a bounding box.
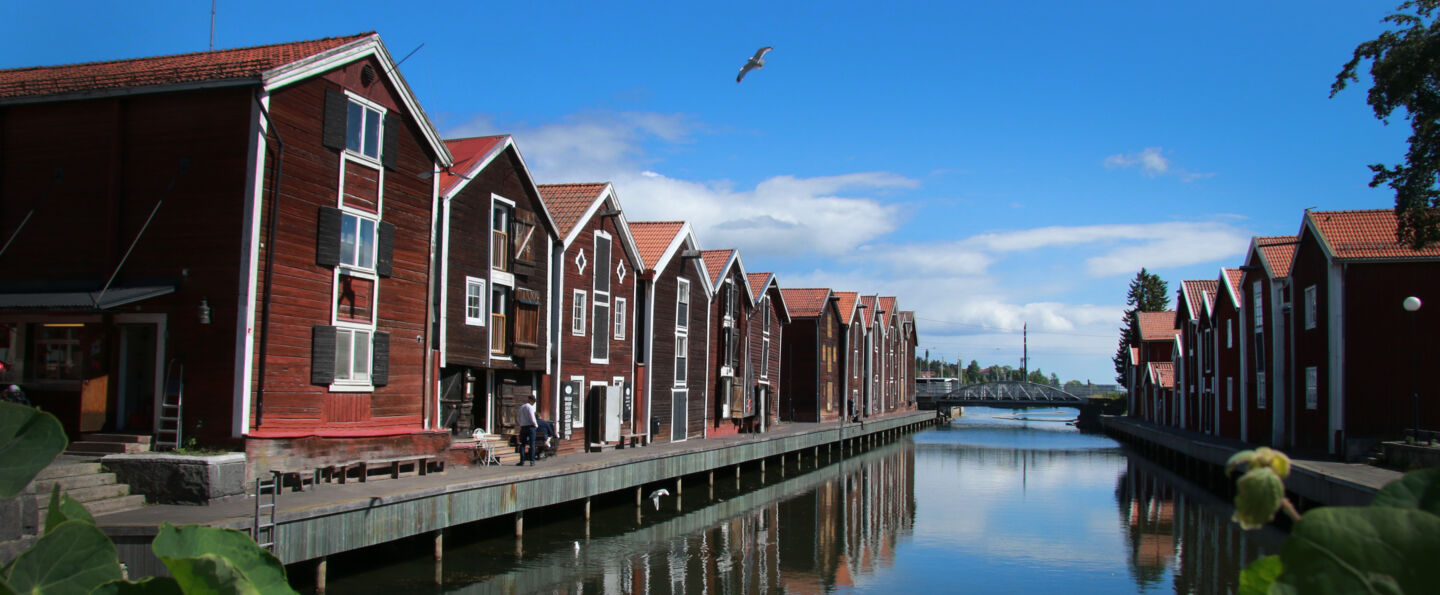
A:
[1113,268,1170,387]
[965,360,981,384]
[1049,372,1061,386]
[1333,1,1440,248]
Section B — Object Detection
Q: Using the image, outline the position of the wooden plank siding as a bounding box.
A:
[779,298,842,423]
[643,250,710,443]
[1240,253,1278,447]
[0,87,254,445]
[245,56,443,474]
[752,285,784,427]
[708,267,754,438]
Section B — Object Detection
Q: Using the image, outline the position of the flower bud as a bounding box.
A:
[1232,467,1285,530]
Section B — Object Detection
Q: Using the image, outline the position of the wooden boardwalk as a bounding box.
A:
[100,411,937,576]
[1101,415,1402,507]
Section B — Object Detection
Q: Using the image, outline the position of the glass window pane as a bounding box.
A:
[364,108,380,158]
[335,329,352,380]
[340,214,358,267]
[358,218,375,269]
[354,331,370,378]
[346,102,363,153]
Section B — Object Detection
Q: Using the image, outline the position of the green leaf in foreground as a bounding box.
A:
[0,402,68,498]
[4,520,123,595]
[1239,555,1282,595]
[91,577,184,595]
[44,484,95,535]
[1275,506,1440,594]
[150,523,296,595]
[163,555,261,595]
[1369,467,1440,516]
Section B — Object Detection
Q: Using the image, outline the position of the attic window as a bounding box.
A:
[347,99,383,160]
[360,64,376,87]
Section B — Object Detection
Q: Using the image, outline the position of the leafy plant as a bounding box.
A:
[1229,446,1440,594]
[0,402,296,594]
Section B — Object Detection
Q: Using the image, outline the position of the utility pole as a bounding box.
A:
[1022,322,1028,381]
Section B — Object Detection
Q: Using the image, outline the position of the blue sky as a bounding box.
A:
[1,1,1410,383]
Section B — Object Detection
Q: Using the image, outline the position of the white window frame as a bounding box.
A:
[338,210,379,273]
[343,92,385,164]
[1227,319,1234,349]
[1305,366,1319,410]
[1252,280,1264,330]
[1226,376,1234,411]
[762,337,771,379]
[490,284,511,359]
[614,297,627,341]
[676,278,690,331]
[1304,285,1317,330]
[591,231,612,364]
[330,324,373,391]
[464,277,486,326]
[1257,371,1267,409]
[572,290,587,336]
[675,334,688,385]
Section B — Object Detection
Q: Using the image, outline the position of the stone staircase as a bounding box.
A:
[32,459,147,523]
[64,433,153,457]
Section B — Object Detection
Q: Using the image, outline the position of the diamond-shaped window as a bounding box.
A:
[616,260,627,284]
[575,250,588,275]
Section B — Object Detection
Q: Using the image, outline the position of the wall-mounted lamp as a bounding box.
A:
[198,299,212,325]
[596,208,622,218]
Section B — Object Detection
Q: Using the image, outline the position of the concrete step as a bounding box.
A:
[37,483,131,507]
[80,433,152,445]
[30,472,120,496]
[39,494,146,525]
[64,441,149,455]
[34,462,102,481]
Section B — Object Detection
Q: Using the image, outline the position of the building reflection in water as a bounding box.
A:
[1115,455,1286,595]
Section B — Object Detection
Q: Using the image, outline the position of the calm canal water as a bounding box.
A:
[315,408,1285,593]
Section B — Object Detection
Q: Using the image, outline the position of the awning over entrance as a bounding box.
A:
[0,285,175,311]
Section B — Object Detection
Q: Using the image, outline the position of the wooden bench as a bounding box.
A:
[330,455,440,484]
[618,433,649,449]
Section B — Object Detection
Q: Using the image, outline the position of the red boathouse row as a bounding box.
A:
[0,34,920,480]
[1122,208,1440,460]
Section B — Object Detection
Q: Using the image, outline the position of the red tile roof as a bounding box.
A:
[1255,235,1299,278]
[701,249,734,286]
[0,33,372,100]
[440,136,507,195]
[877,297,897,321]
[859,296,877,329]
[1137,310,1178,342]
[1149,362,1174,388]
[781,288,832,318]
[1308,209,1440,261]
[1129,346,1140,364]
[835,291,859,323]
[1223,268,1244,301]
[748,273,772,298]
[1180,280,1218,319]
[537,183,608,239]
[629,221,685,271]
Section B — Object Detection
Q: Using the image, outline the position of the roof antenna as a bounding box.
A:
[384,43,425,77]
[209,0,216,51]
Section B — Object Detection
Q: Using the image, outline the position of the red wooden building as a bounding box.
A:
[834,291,864,419]
[435,135,557,441]
[899,310,918,409]
[536,183,643,452]
[0,34,456,476]
[1175,280,1216,431]
[1287,209,1440,458]
[1130,311,1177,423]
[1239,235,1297,447]
[778,288,843,423]
[630,221,712,442]
[1210,268,1246,440]
[701,249,759,437]
[747,272,790,429]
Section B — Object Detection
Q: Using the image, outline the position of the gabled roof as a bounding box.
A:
[1149,362,1174,388]
[900,311,917,340]
[536,182,643,269]
[1137,310,1178,342]
[877,297,898,326]
[1221,267,1244,307]
[781,288,833,318]
[1129,345,1140,365]
[1253,235,1299,279]
[859,296,878,329]
[630,221,714,297]
[1179,280,1218,320]
[1305,208,1440,262]
[701,249,755,305]
[835,291,860,325]
[441,135,559,237]
[748,273,791,324]
[0,33,452,165]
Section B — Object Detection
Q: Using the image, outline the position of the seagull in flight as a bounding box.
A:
[648,488,671,510]
[736,46,773,83]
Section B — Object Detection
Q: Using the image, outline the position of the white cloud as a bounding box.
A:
[1104,146,1213,182]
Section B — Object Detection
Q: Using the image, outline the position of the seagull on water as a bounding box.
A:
[736,46,773,83]
[648,488,671,510]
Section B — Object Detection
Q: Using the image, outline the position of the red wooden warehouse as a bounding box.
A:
[701,249,759,437]
[1239,235,1298,447]
[0,34,456,476]
[778,288,844,423]
[747,272,790,429]
[630,221,713,442]
[536,183,643,453]
[1210,268,1246,440]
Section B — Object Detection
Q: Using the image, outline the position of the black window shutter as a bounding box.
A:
[322,89,347,151]
[372,331,390,386]
[382,113,399,170]
[311,325,337,385]
[377,220,395,277]
[317,206,342,268]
